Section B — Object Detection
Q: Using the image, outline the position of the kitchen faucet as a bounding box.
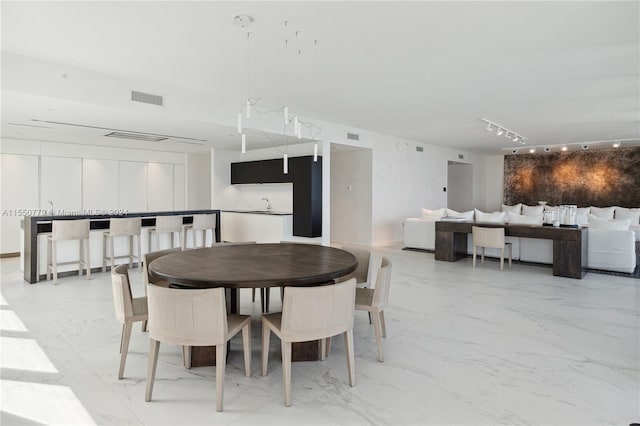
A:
[261,197,271,211]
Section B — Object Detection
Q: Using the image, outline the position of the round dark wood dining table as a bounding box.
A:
[148,243,358,365]
[148,243,358,289]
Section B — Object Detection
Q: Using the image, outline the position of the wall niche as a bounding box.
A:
[504,147,640,207]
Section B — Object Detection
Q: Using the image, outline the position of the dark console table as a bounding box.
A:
[435,221,588,279]
[22,210,221,284]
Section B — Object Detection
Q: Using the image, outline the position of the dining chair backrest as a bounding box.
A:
[192,214,216,231]
[372,257,392,309]
[52,219,90,241]
[143,248,182,286]
[147,285,228,347]
[281,279,356,342]
[154,215,183,233]
[472,226,505,249]
[109,217,141,237]
[112,264,134,323]
[340,246,371,284]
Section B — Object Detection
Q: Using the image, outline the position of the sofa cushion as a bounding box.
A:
[507,212,543,225]
[522,205,544,216]
[474,209,506,223]
[576,207,590,226]
[421,208,445,220]
[446,208,474,220]
[588,214,632,230]
[614,207,640,225]
[501,203,522,215]
[590,206,616,220]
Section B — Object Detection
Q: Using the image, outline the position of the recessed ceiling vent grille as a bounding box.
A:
[105,131,168,142]
[347,132,360,141]
[131,90,163,106]
[416,146,424,152]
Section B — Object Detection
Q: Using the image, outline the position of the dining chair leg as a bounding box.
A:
[183,346,192,369]
[85,239,91,279]
[500,247,504,271]
[215,344,226,412]
[326,337,332,358]
[368,312,372,324]
[472,245,477,268]
[261,323,271,376]
[320,338,326,361]
[118,321,133,379]
[371,310,385,362]
[145,339,160,401]
[508,244,513,268]
[137,235,142,270]
[119,324,125,354]
[142,320,147,332]
[481,247,485,264]
[281,341,292,407]
[379,310,387,338]
[344,330,356,386]
[242,323,251,377]
[129,235,134,268]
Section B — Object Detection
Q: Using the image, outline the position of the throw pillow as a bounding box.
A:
[588,214,632,230]
[421,208,445,221]
[506,212,543,225]
[590,206,615,220]
[501,203,522,215]
[474,209,506,223]
[522,205,544,216]
[446,208,474,220]
[614,207,640,225]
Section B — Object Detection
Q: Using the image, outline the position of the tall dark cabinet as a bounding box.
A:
[230,155,322,237]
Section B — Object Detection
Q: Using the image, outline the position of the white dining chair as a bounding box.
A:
[141,247,181,332]
[145,284,251,412]
[262,278,356,406]
[111,265,148,379]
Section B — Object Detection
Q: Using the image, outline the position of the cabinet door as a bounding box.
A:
[174,164,186,210]
[260,158,289,183]
[231,161,259,184]
[83,159,118,211]
[1,154,39,253]
[148,163,174,211]
[119,161,148,212]
[41,156,82,211]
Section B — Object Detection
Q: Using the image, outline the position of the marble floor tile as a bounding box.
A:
[1,246,638,425]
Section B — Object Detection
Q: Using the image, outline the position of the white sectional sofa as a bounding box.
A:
[404,205,638,274]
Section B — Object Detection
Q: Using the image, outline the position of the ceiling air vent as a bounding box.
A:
[105,132,168,142]
[416,146,424,152]
[458,154,464,160]
[131,90,163,106]
[347,132,360,141]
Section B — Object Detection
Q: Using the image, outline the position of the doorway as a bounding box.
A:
[447,161,473,211]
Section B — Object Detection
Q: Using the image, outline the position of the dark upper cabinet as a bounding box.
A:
[230,156,322,237]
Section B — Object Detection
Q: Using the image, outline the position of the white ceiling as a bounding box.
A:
[1,1,638,154]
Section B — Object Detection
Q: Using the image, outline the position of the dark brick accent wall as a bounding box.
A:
[504,147,640,207]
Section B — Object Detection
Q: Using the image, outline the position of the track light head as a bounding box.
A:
[485,123,493,132]
[496,128,504,136]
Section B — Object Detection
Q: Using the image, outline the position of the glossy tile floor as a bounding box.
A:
[1,246,638,425]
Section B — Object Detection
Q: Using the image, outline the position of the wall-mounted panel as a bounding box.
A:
[147,163,174,211]
[1,154,39,253]
[83,159,118,211]
[119,161,148,212]
[40,156,82,211]
[174,164,186,210]
[504,147,640,207]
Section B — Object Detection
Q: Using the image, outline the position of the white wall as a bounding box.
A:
[370,137,486,246]
[330,148,373,246]
[483,155,505,211]
[186,150,211,209]
[0,138,188,253]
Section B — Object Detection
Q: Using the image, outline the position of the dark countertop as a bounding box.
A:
[222,209,293,216]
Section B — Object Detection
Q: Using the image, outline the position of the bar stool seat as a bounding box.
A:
[47,219,91,285]
[182,213,217,249]
[102,217,142,272]
[148,216,183,252]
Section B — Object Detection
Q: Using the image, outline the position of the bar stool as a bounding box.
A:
[147,216,183,252]
[47,219,91,285]
[102,217,142,272]
[182,213,217,249]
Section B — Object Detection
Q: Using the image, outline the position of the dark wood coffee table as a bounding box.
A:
[149,243,358,366]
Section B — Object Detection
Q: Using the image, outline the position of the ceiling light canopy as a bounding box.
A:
[481,119,527,145]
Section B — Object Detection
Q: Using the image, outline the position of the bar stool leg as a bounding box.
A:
[52,241,58,285]
[137,234,142,270]
[85,238,91,279]
[129,235,133,268]
[79,238,84,276]
[110,236,115,272]
[47,237,52,281]
[102,234,107,273]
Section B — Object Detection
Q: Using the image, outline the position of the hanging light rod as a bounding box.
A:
[500,138,639,153]
[481,118,527,145]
